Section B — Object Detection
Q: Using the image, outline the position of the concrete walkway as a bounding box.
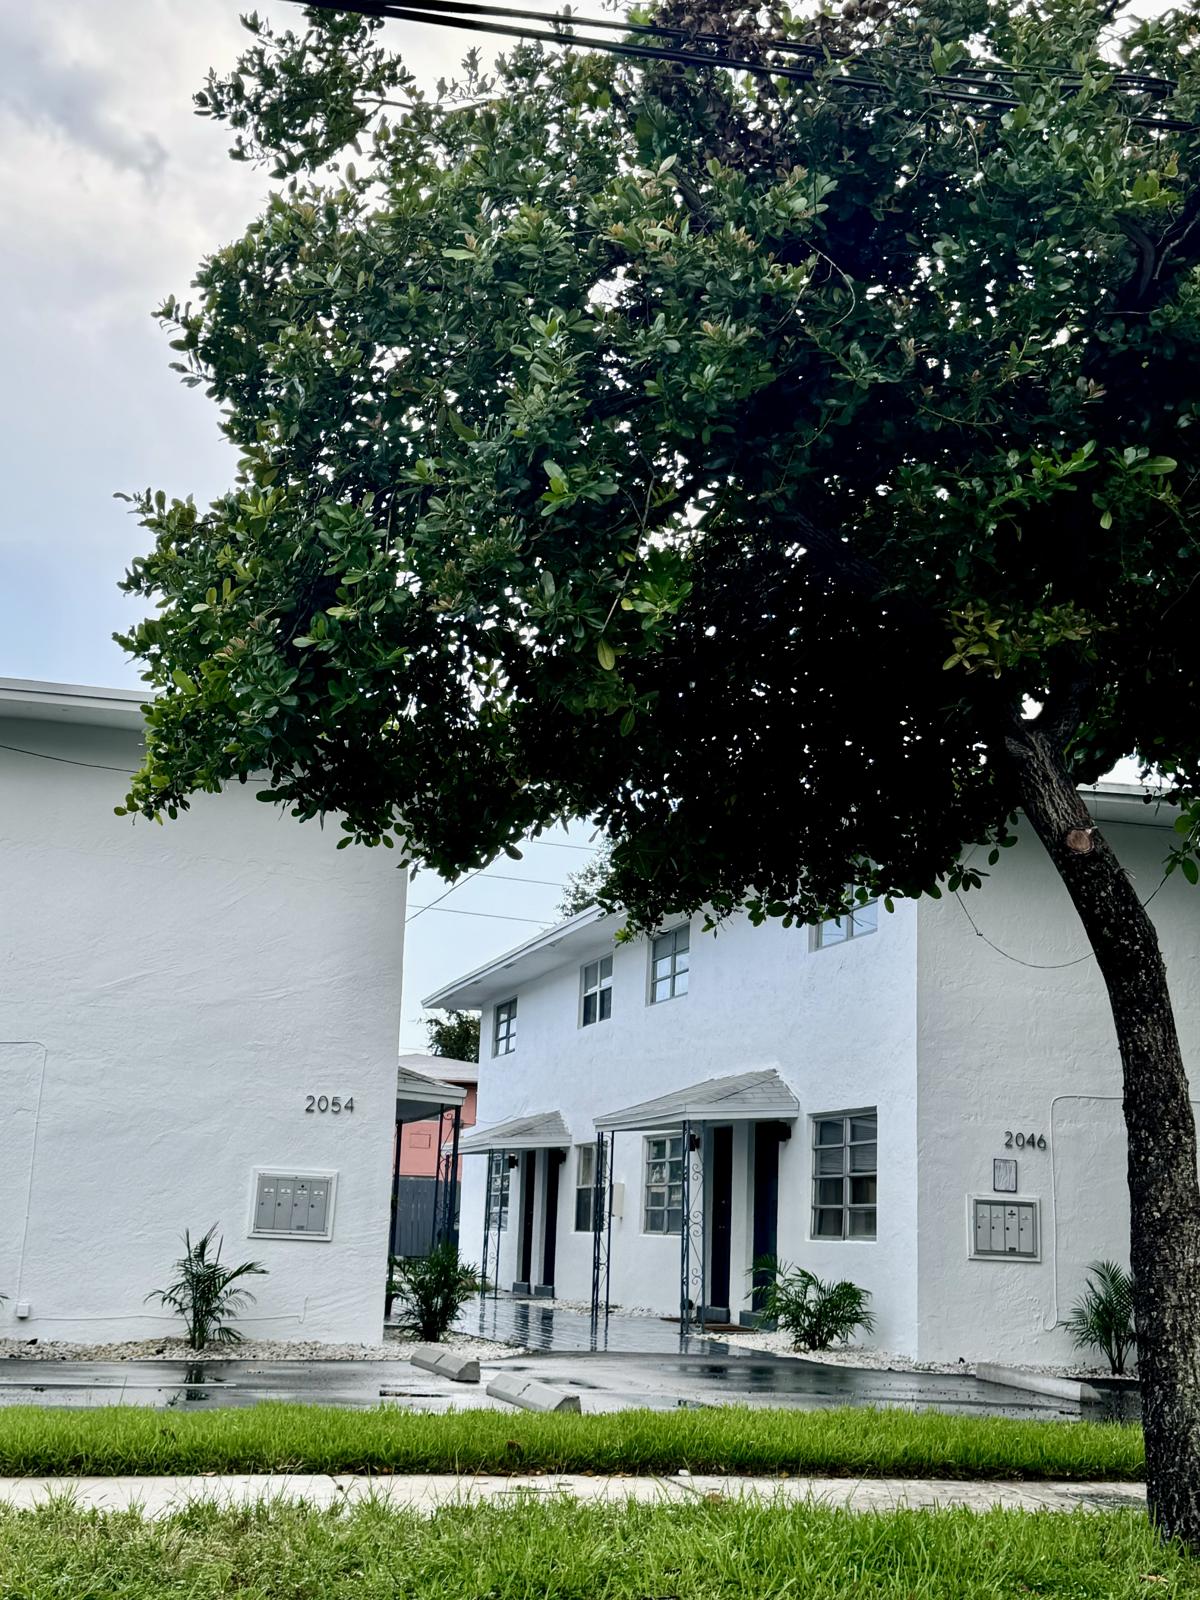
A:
[0,1472,1146,1516]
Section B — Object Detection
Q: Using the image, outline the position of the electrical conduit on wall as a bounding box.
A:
[4,1041,48,1312]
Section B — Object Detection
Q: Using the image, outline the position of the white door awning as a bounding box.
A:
[458,1110,572,1154]
[594,1068,798,1133]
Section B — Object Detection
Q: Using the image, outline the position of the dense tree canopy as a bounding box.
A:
[119,0,1200,930]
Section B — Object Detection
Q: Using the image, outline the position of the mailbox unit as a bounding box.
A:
[250,1170,338,1241]
[970,1196,1039,1261]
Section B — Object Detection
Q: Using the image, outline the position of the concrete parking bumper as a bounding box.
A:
[486,1374,582,1413]
[410,1347,481,1384]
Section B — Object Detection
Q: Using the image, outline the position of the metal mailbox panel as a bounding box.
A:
[307,1182,329,1233]
[252,1172,335,1239]
[272,1177,296,1231]
[255,1174,281,1231]
[971,1197,1038,1259]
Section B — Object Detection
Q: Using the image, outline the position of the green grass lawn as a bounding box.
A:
[0,1498,1192,1598]
[0,1404,1144,1480]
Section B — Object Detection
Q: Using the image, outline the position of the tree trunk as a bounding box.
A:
[1006,724,1200,1544]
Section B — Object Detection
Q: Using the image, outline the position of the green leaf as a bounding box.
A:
[1099,509,1113,530]
[597,639,616,671]
[1182,856,1199,886]
[171,669,195,694]
[1143,457,1178,476]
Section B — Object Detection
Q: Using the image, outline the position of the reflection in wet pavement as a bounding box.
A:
[0,1293,1140,1422]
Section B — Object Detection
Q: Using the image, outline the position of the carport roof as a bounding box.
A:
[396,1062,467,1122]
[594,1068,798,1132]
[458,1110,572,1154]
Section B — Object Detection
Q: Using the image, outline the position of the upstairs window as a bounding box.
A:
[811,892,878,950]
[492,998,517,1057]
[812,1111,877,1240]
[581,956,613,1027]
[649,924,690,1004]
[644,1134,684,1233]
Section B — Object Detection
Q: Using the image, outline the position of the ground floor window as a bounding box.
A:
[575,1143,604,1232]
[488,1156,510,1231]
[644,1133,684,1233]
[812,1110,877,1239]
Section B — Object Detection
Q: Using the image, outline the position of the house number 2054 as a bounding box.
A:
[305,1095,354,1114]
[1004,1130,1046,1150]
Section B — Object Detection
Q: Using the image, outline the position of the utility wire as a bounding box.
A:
[0,740,136,775]
[292,0,1196,129]
[407,902,553,924]
[302,0,1173,91]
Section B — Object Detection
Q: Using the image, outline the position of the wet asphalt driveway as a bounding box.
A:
[0,1350,1138,1421]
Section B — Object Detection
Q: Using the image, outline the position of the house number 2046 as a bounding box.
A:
[305,1095,354,1114]
[1004,1130,1046,1150]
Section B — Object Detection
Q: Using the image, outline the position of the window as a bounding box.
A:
[812,1111,877,1239]
[649,924,690,1004]
[644,1133,684,1233]
[487,1156,510,1231]
[581,956,613,1027]
[812,891,878,950]
[493,998,517,1056]
[575,1142,604,1232]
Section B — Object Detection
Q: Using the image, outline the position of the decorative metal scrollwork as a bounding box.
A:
[679,1120,707,1338]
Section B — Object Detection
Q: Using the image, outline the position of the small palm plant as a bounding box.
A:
[147,1226,267,1350]
[753,1256,876,1351]
[389,1241,481,1342]
[1065,1259,1137,1375]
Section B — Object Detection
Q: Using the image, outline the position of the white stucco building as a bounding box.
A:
[427,784,1200,1364]
[0,679,406,1347]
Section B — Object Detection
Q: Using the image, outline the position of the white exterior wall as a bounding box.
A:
[915,816,1200,1363]
[0,705,405,1347]
[459,905,921,1352]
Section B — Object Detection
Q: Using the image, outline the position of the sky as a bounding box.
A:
[0,0,595,1048]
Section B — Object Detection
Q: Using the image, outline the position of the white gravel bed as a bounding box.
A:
[0,1328,524,1363]
[696,1328,970,1373]
[696,1328,1132,1380]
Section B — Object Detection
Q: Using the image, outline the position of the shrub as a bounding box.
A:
[147,1226,267,1350]
[1066,1260,1137,1375]
[753,1256,875,1351]
[389,1241,481,1342]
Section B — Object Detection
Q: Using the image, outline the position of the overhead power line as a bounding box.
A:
[407,902,553,924]
[292,0,1193,130]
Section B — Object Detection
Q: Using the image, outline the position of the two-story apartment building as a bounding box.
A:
[0,679,406,1348]
[426,784,1200,1365]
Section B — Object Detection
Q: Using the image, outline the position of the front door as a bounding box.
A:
[752,1122,783,1314]
[709,1125,733,1315]
[541,1152,560,1290]
[518,1152,537,1288]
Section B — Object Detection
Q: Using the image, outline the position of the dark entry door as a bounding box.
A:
[752,1122,782,1313]
[709,1125,733,1312]
[541,1152,560,1288]
[518,1152,537,1285]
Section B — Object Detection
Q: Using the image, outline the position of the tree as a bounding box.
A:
[424,1009,480,1063]
[116,0,1200,1541]
[558,842,614,917]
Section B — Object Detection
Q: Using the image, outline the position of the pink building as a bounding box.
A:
[390,1053,478,1261]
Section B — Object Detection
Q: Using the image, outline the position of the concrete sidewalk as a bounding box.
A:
[0,1472,1146,1516]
